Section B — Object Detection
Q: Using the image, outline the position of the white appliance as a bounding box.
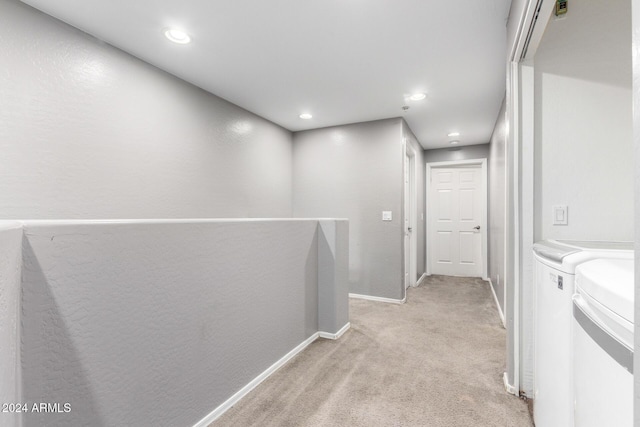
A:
[532,240,633,427]
[573,258,634,427]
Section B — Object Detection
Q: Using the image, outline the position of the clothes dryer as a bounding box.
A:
[573,258,634,427]
[532,240,633,427]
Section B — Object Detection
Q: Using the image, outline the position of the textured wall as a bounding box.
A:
[402,121,426,280]
[534,0,633,242]
[19,219,347,427]
[293,118,404,300]
[0,0,292,220]
[0,222,23,427]
[318,220,350,333]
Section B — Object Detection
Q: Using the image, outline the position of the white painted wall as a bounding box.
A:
[0,0,293,220]
[0,222,23,427]
[293,118,406,300]
[18,219,348,427]
[534,0,633,242]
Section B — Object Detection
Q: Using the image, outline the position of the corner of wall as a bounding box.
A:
[0,222,25,427]
[317,220,350,335]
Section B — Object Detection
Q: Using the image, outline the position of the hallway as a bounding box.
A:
[212,276,532,426]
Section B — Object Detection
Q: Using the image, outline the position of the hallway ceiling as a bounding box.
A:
[21,0,511,149]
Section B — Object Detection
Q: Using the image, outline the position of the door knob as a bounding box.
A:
[408,227,413,232]
[473,226,481,230]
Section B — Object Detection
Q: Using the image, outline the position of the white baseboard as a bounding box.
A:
[415,273,428,287]
[503,372,518,396]
[192,332,320,427]
[349,293,406,305]
[319,322,351,340]
[486,278,506,328]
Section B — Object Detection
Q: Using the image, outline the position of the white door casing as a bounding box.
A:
[426,159,487,278]
[404,154,410,289]
[431,166,482,276]
[404,143,417,289]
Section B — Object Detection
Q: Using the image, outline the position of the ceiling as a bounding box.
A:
[21,0,511,150]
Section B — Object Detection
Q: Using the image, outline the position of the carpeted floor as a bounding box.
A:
[211,275,533,426]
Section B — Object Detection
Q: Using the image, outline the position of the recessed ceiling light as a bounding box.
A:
[164,28,191,44]
[409,93,426,101]
[447,132,460,137]
[450,140,459,145]
[299,113,313,120]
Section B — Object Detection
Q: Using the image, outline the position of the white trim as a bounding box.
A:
[349,293,406,305]
[19,218,349,226]
[503,372,518,396]
[506,0,556,401]
[192,333,320,427]
[416,273,428,287]
[319,322,351,340]
[425,158,488,279]
[512,0,555,62]
[518,63,536,397]
[509,59,521,399]
[403,141,418,290]
[486,278,506,328]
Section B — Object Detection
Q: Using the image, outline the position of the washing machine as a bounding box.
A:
[573,258,634,427]
[532,240,633,427]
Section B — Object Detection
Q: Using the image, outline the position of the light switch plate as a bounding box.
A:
[382,211,392,221]
[552,205,568,225]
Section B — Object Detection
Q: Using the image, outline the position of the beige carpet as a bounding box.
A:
[211,275,533,427]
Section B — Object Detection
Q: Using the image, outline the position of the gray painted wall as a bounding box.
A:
[488,102,507,314]
[402,121,427,278]
[18,219,348,427]
[293,118,406,300]
[533,0,633,242]
[424,144,490,164]
[318,220,350,334]
[0,222,22,427]
[0,0,293,220]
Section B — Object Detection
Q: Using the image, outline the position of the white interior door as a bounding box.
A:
[429,165,484,277]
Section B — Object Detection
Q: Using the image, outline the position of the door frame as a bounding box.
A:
[506,0,555,398]
[425,158,488,279]
[404,143,418,288]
